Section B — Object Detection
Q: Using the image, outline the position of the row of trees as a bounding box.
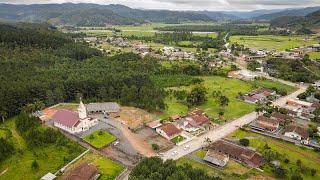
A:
[129,157,221,180]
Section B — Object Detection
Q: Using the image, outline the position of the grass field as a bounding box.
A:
[308,51,320,60]
[158,76,295,121]
[64,152,124,180]
[252,79,296,93]
[230,35,318,51]
[83,130,116,149]
[98,43,133,53]
[0,118,84,180]
[113,22,219,31]
[176,157,260,179]
[160,76,256,120]
[229,130,320,180]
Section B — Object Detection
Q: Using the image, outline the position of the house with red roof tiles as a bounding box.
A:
[156,123,182,140]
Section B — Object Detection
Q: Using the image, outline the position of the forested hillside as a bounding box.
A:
[270,10,320,32]
[0,23,167,117]
[255,6,320,21]
[0,3,213,26]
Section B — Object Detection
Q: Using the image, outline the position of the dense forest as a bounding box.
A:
[264,57,320,83]
[0,23,169,118]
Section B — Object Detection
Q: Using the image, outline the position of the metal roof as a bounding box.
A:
[86,102,120,113]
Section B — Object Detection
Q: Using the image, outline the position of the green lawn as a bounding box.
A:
[308,51,320,60]
[229,130,320,180]
[64,152,124,180]
[171,135,186,144]
[230,35,318,51]
[83,130,116,149]
[0,118,84,180]
[194,150,207,158]
[160,76,256,121]
[158,76,295,121]
[94,156,124,180]
[176,157,259,179]
[252,79,296,93]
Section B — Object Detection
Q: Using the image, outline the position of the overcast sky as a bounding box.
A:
[0,0,319,11]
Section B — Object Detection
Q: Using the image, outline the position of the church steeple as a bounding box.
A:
[78,97,87,119]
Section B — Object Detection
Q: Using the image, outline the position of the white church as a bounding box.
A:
[52,99,99,134]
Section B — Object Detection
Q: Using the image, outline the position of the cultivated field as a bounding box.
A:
[230,35,318,51]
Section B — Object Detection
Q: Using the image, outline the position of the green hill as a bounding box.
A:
[0,3,213,26]
[270,10,320,33]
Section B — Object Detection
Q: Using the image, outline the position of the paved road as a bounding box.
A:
[162,85,307,161]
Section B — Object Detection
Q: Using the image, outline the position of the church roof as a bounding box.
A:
[52,109,80,128]
[86,102,120,113]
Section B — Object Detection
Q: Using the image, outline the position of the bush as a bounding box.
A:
[152,144,160,151]
[239,138,249,147]
[0,138,14,162]
[98,130,104,136]
[273,166,287,178]
[89,134,94,140]
[187,85,207,106]
[311,169,317,176]
[291,173,303,180]
[31,160,39,170]
[284,158,290,164]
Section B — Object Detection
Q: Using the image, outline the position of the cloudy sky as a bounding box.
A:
[0,0,319,11]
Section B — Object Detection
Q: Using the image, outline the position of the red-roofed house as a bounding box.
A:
[156,123,182,140]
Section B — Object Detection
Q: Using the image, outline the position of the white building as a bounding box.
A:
[204,149,229,167]
[52,100,98,134]
[284,125,309,144]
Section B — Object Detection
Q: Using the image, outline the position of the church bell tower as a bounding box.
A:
[78,97,87,119]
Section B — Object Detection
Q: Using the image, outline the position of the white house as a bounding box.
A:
[204,149,229,167]
[284,125,309,144]
[52,100,98,134]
